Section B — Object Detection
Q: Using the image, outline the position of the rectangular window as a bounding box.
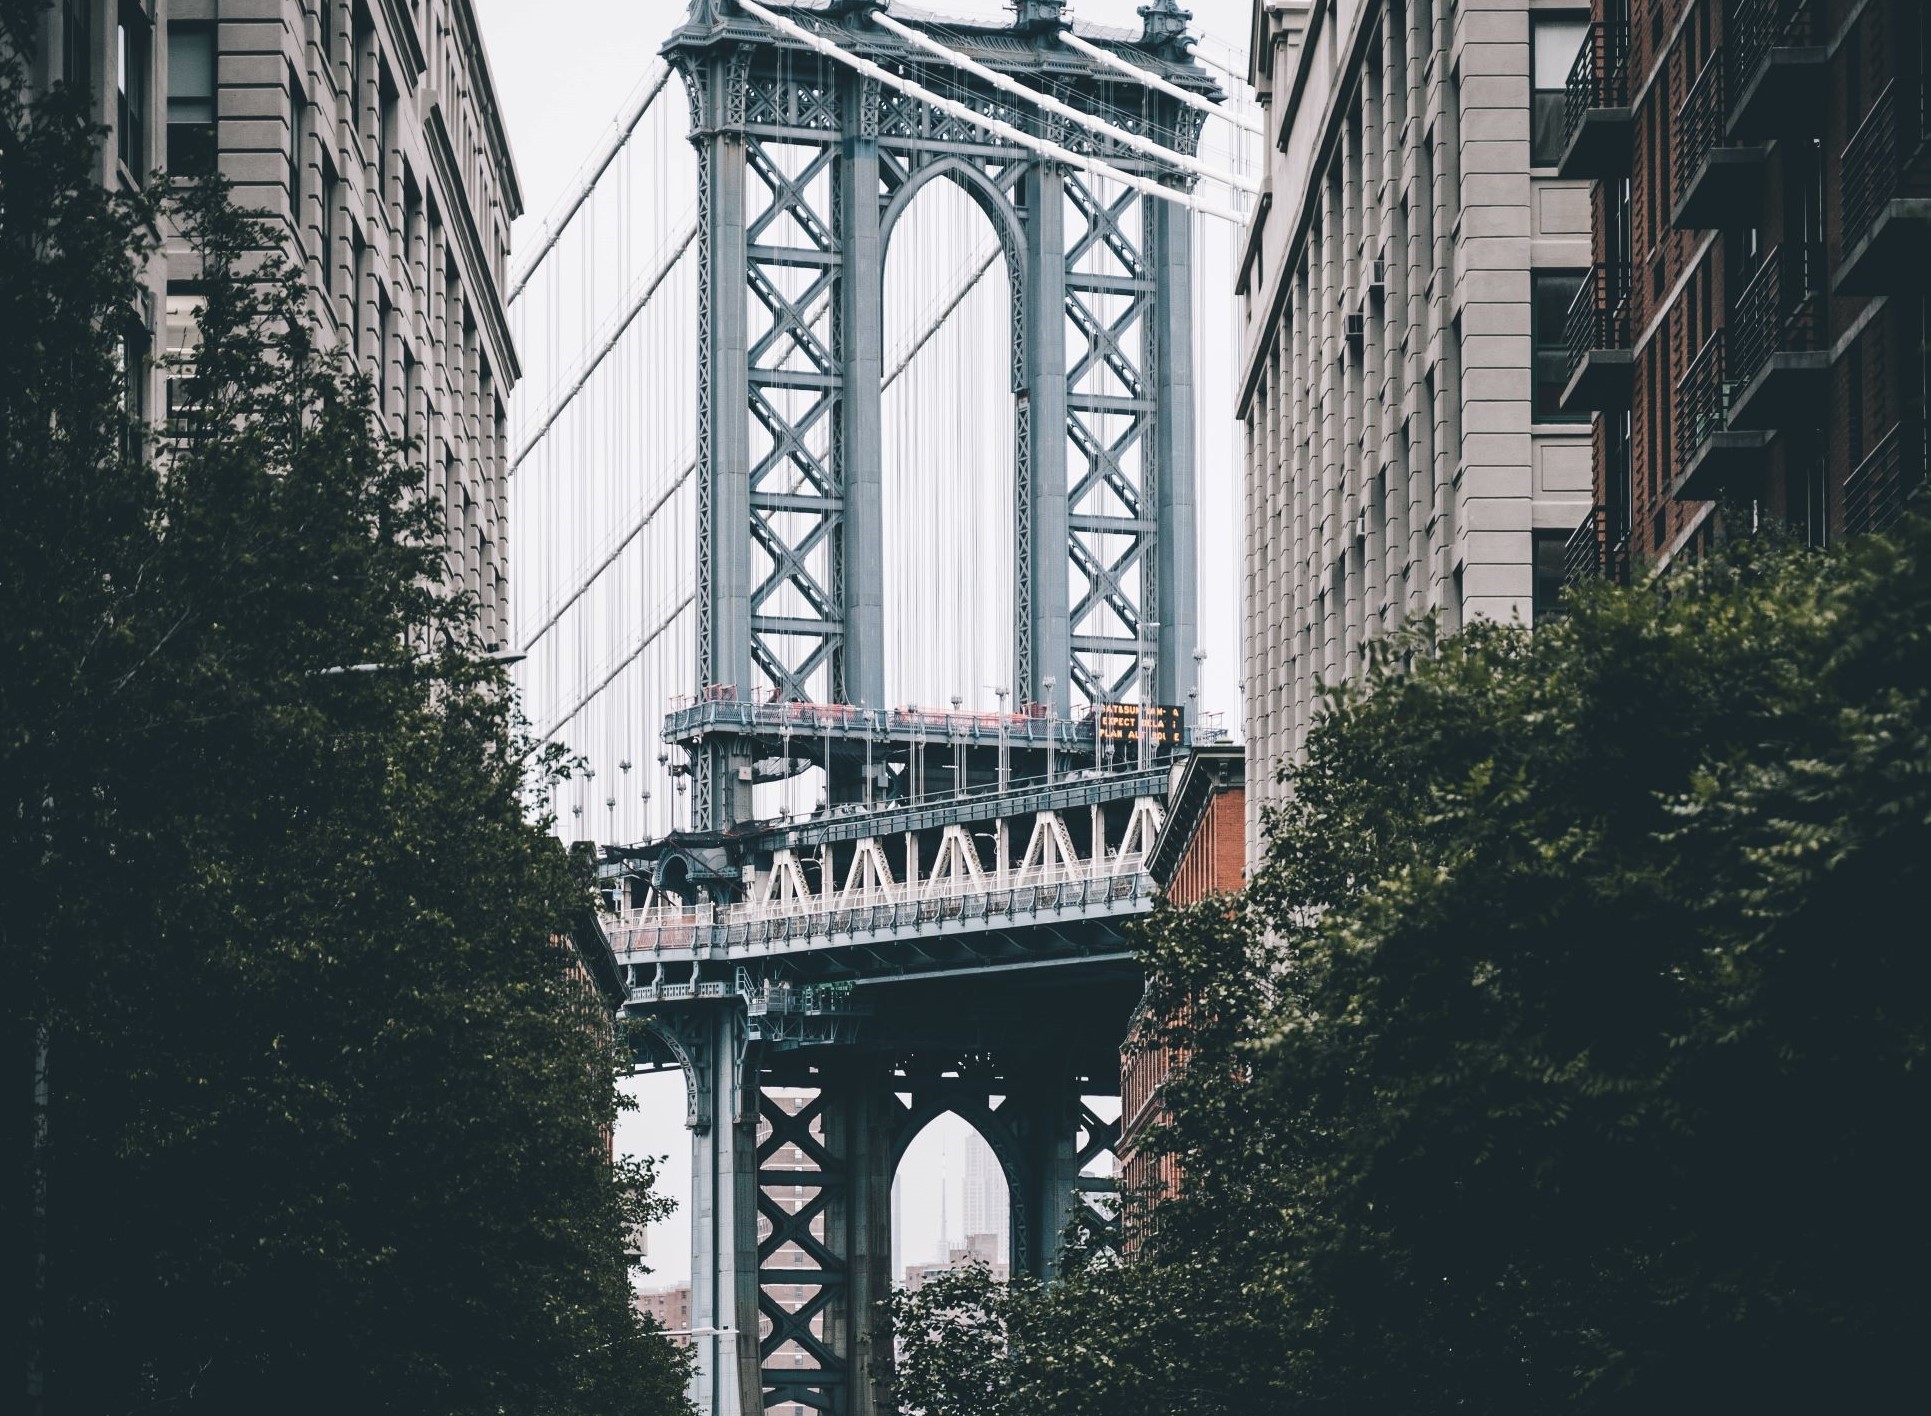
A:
[63,1,94,95]
[320,152,338,292]
[1532,528,1570,620]
[1531,14,1589,167]
[1532,268,1588,422]
[116,3,149,172]
[289,70,305,217]
[164,286,204,426]
[166,23,216,177]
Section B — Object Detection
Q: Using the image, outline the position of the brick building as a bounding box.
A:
[1240,0,1596,862]
[27,0,520,647]
[1118,745,1244,1231]
[1557,0,1929,578]
[635,1283,695,1348]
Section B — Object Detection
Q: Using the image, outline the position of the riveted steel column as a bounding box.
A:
[684,1006,762,1416]
[1024,162,1071,715]
[839,77,885,712]
[1149,189,1197,706]
[702,79,752,706]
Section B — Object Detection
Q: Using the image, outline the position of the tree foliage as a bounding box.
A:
[890,525,1931,1414]
[3,10,689,1412]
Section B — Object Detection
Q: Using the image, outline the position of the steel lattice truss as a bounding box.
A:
[671,3,1204,778]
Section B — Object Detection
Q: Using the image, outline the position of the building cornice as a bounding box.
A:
[425,100,521,383]
[449,0,524,220]
[1237,0,1380,418]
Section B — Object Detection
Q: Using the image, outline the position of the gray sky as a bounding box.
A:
[472,0,1256,1289]
[476,1,1258,233]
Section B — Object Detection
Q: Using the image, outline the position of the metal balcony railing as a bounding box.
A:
[1563,20,1631,144]
[1727,0,1822,100]
[1844,419,1929,537]
[1728,242,1823,394]
[1562,504,1630,587]
[1563,262,1632,388]
[1673,53,1728,216]
[1675,332,1732,482]
[1841,81,1931,251]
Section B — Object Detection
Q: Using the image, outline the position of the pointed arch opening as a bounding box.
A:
[890,1107,1014,1286]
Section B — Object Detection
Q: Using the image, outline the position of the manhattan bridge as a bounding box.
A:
[506,4,1257,1412]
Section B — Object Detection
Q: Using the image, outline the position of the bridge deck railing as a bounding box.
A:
[611,856,1152,958]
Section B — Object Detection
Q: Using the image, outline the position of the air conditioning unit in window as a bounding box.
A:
[1344,311,1366,344]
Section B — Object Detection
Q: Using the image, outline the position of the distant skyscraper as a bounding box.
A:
[961,1132,1009,1263]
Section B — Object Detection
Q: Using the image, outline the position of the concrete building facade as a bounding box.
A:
[1238,0,1596,859]
[29,0,520,649]
[1556,0,1931,578]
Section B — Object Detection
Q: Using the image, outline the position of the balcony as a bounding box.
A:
[1671,331,1771,502]
[1559,263,1633,414]
[1726,243,1826,430]
[1557,21,1632,180]
[1835,81,1931,295]
[1726,0,1826,142]
[1672,55,1768,230]
[1844,420,1929,537]
[1562,504,1632,587]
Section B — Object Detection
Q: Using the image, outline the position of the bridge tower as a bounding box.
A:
[622,4,1217,1412]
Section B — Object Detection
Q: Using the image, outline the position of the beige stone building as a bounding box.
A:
[29,0,519,649]
[1238,0,1594,863]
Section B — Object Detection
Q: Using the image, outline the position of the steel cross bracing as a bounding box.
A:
[670,1,1208,831]
[616,6,1219,1414]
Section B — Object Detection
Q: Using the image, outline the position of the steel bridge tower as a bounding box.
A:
[617,4,1217,1412]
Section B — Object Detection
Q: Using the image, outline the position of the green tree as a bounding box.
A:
[891,527,1931,1414]
[2,8,689,1412]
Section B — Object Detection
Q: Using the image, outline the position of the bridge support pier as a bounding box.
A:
[665,1020,1121,1416]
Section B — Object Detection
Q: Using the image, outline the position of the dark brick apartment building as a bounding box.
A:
[1558,0,1930,578]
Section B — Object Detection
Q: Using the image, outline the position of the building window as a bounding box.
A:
[1532,268,1587,422]
[166,23,216,177]
[289,70,306,218]
[1531,13,1588,168]
[62,1,94,95]
[320,152,338,292]
[116,2,150,172]
[1532,528,1570,619]
[164,287,204,427]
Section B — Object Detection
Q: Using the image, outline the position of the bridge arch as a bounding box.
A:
[880,165,1022,711]
[890,1098,1027,1281]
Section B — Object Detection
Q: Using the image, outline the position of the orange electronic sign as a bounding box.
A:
[1092,703,1186,748]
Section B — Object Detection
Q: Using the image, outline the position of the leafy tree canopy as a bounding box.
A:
[890,525,1931,1415]
[2,9,689,1412]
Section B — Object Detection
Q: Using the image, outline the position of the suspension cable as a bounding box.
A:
[523,458,695,652]
[737,0,1245,225]
[1057,28,1261,135]
[510,219,698,474]
[884,245,998,388]
[507,61,674,305]
[540,593,695,743]
[871,12,1258,194]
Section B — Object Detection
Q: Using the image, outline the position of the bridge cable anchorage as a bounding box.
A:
[736,0,1247,226]
[870,12,1260,195]
[506,60,674,305]
[509,219,698,475]
[1058,26,1261,134]
[539,592,695,743]
[522,456,696,652]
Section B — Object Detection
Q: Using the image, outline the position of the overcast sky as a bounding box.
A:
[475,0,1258,232]
[471,0,1256,1290]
